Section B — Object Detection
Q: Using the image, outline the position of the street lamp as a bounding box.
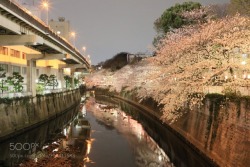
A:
[70,32,76,47]
[42,1,49,25]
[82,46,86,53]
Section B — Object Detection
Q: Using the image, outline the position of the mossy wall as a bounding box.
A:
[0,89,81,140]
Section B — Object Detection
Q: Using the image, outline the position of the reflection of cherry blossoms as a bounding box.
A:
[86,15,250,123]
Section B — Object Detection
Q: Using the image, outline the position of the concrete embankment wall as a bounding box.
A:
[95,88,249,167]
[0,89,81,141]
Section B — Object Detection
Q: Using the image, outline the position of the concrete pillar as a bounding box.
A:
[71,69,75,89]
[58,68,65,89]
[27,60,36,96]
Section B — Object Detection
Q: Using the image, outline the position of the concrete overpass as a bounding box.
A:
[0,0,90,96]
[0,0,90,68]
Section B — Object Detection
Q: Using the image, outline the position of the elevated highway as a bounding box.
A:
[0,0,90,68]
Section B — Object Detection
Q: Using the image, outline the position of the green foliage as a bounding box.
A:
[48,75,58,90]
[153,1,201,46]
[0,67,7,93]
[154,1,201,34]
[102,52,129,71]
[64,75,72,89]
[6,72,24,92]
[36,83,45,94]
[74,78,79,87]
[38,74,49,88]
[38,74,58,90]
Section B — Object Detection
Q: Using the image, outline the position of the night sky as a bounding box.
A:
[19,0,230,64]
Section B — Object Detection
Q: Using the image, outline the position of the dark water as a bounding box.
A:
[0,94,215,167]
[85,98,172,167]
[94,95,216,167]
[0,104,79,166]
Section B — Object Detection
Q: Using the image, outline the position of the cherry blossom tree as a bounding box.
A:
[86,15,250,123]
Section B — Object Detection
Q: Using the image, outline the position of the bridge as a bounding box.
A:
[0,0,90,67]
[0,0,90,96]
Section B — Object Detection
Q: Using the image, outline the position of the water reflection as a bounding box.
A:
[85,98,173,167]
[0,105,79,166]
[94,95,216,167]
[17,104,91,166]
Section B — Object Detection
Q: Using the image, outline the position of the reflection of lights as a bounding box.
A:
[225,75,228,80]
[84,157,91,162]
[234,75,237,79]
[63,128,67,136]
[53,148,59,152]
[42,145,49,150]
[34,158,38,163]
[86,139,93,155]
[52,141,59,145]
[248,74,250,79]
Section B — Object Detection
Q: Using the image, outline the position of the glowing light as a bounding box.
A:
[42,145,49,150]
[158,155,162,161]
[82,46,86,52]
[52,148,59,152]
[41,1,49,25]
[70,32,76,46]
[70,31,76,37]
[241,61,246,65]
[42,1,49,8]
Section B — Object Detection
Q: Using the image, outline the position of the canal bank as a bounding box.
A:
[94,88,249,167]
[0,100,81,166]
[0,88,83,142]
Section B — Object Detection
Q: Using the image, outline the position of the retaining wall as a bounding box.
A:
[0,89,81,141]
[95,88,250,167]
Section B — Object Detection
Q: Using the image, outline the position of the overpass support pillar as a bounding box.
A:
[71,69,75,89]
[27,60,37,97]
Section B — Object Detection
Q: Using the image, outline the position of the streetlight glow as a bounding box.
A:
[42,2,49,8]
[42,1,49,25]
[82,46,86,52]
[70,31,76,47]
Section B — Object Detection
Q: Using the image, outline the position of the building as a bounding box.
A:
[49,17,71,41]
[0,45,66,94]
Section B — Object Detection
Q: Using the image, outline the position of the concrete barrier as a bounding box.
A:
[0,89,81,141]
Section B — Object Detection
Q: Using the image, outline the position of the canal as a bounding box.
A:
[0,93,212,167]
